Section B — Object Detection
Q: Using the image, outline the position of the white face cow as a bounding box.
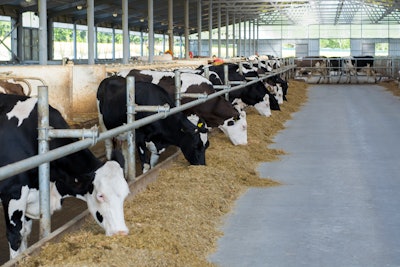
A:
[85,161,130,236]
[1,94,131,260]
[253,94,272,117]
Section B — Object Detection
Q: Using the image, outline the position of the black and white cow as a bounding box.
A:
[97,76,209,173]
[342,56,377,83]
[0,93,130,259]
[122,69,248,146]
[240,62,288,104]
[206,63,281,112]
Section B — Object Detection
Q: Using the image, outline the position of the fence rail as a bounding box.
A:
[0,63,295,245]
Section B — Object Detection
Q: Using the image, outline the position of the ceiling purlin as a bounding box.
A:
[364,2,394,23]
[269,1,296,25]
[334,0,345,24]
[339,0,360,24]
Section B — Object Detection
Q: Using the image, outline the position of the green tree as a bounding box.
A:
[0,21,11,38]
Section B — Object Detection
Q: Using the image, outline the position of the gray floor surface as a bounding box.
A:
[209,84,400,267]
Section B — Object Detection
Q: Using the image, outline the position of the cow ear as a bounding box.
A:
[197,121,209,133]
[110,149,125,169]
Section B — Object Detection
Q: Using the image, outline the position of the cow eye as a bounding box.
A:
[227,120,235,126]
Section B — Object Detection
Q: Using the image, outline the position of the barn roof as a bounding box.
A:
[1,0,400,35]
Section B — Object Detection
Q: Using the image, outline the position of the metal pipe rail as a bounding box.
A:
[0,64,294,182]
[0,63,295,246]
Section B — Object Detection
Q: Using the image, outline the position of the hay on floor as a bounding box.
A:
[18,79,308,267]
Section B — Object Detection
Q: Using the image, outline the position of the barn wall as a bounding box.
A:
[0,66,73,119]
[308,39,320,56]
[0,65,107,120]
[389,39,400,56]
[72,65,107,115]
[257,40,282,58]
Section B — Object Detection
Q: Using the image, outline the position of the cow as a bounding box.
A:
[295,56,329,83]
[122,69,248,146]
[97,76,209,174]
[240,62,288,103]
[0,80,26,96]
[341,56,377,83]
[202,63,279,116]
[206,63,281,112]
[0,93,130,259]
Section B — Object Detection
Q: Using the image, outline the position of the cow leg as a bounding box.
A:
[97,103,113,160]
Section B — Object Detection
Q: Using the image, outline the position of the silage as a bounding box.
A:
[18,80,308,267]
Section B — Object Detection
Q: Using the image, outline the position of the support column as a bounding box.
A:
[122,0,129,64]
[87,0,95,64]
[168,0,174,54]
[225,10,228,58]
[217,2,221,58]
[38,0,47,64]
[197,0,202,57]
[232,13,236,57]
[73,23,77,60]
[238,16,241,57]
[184,0,189,59]
[208,0,213,57]
[148,0,154,63]
[243,20,246,57]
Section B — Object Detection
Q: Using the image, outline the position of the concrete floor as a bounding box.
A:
[209,84,400,267]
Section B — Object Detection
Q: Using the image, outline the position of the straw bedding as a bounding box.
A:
[18,80,308,267]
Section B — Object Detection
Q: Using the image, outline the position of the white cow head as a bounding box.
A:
[218,111,248,145]
[253,94,272,117]
[85,161,130,236]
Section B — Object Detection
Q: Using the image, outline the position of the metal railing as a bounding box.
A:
[294,56,400,83]
[0,63,295,241]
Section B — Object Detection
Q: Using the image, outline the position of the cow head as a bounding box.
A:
[85,160,130,236]
[218,112,248,145]
[178,115,209,165]
[253,94,272,117]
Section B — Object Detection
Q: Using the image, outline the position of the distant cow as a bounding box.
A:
[0,93,130,259]
[295,56,329,83]
[124,69,248,146]
[97,76,209,174]
[342,56,377,83]
[205,63,280,113]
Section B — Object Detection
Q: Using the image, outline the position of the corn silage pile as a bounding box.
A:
[19,80,308,267]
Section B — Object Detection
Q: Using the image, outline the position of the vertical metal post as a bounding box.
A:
[197,0,202,57]
[168,0,174,54]
[217,2,221,58]
[243,20,246,57]
[184,0,190,59]
[148,0,154,63]
[87,0,95,64]
[238,16,241,57]
[208,0,213,57]
[37,85,51,238]
[224,64,229,101]
[38,0,47,65]
[126,76,136,181]
[225,10,229,58]
[174,70,182,107]
[122,0,129,64]
[232,13,236,57]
